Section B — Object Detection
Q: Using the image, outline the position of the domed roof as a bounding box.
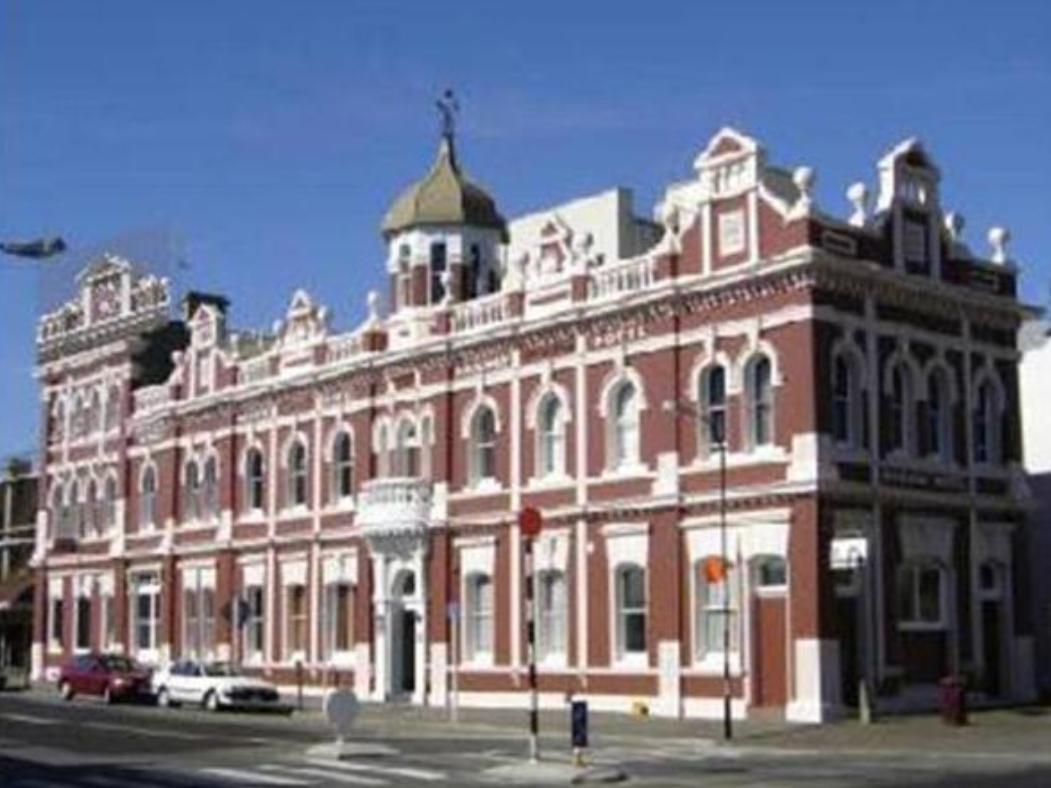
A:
[382,137,508,241]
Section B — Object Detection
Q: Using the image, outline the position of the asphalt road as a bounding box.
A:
[3,690,1051,787]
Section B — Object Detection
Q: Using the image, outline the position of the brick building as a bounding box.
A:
[31,125,1035,721]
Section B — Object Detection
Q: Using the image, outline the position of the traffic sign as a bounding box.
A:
[519,506,542,539]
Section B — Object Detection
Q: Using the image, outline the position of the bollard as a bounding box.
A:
[296,660,304,711]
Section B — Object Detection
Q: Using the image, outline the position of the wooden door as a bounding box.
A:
[753,596,787,707]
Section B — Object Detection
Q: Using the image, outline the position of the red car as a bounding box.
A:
[58,654,152,704]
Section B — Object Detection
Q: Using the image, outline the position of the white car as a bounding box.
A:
[152,660,290,713]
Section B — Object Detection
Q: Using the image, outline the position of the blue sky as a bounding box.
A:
[2,1,1049,460]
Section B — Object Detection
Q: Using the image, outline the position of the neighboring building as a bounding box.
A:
[0,457,37,686]
[31,123,1036,722]
[1019,320,1051,697]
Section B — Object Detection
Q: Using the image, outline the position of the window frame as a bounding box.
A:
[537,570,568,663]
[896,561,946,631]
[469,407,498,486]
[746,354,774,449]
[331,431,355,503]
[694,558,741,666]
[464,572,494,664]
[609,382,640,471]
[700,364,728,451]
[287,440,309,509]
[536,394,566,480]
[614,563,647,664]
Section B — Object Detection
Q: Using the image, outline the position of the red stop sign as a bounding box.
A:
[519,506,542,539]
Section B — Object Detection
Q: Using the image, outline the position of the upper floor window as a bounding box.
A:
[287,440,308,508]
[927,368,953,462]
[832,352,862,448]
[202,457,219,519]
[332,431,354,501]
[469,406,498,484]
[609,382,640,470]
[700,365,727,450]
[537,394,565,478]
[374,423,389,478]
[973,378,1002,465]
[183,460,202,522]
[104,385,121,432]
[140,466,157,528]
[887,361,914,455]
[83,479,97,537]
[746,355,774,447]
[430,242,447,304]
[245,448,266,511]
[102,475,117,531]
[393,420,419,478]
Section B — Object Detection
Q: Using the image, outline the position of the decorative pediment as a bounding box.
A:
[694,126,762,170]
[190,303,223,349]
[279,289,330,347]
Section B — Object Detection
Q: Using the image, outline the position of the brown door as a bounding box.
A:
[753,596,787,707]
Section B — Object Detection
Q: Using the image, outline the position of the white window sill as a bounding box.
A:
[460,654,494,669]
[463,479,503,496]
[277,506,311,521]
[239,510,267,523]
[324,652,356,668]
[324,498,356,514]
[691,653,743,675]
[612,652,649,670]
[601,462,650,480]
[526,474,574,491]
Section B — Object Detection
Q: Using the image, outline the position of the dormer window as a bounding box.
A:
[904,220,927,265]
[397,244,411,309]
[430,242,447,304]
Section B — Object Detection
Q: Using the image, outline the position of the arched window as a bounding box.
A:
[49,483,64,537]
[974,378,1002,465]
[614,564,647,659]
[87,390,102,435]
[832,352,861,447]
[104,385,121,431]
[140,465,157,528]
[83,479,97,537]
[470,406,498,484]
[537,570,567,661]
[245,448,266,511]
[202,456,219,519]
[746,355,774,447]
[332,431,354,501]
[52,400,65,442]
[696,558,740,661]
[700,365,727,449]
[927,368,953,462]
[102,475,118,532]
[394,420,419,478]
[610,383,640,470]
[537,395,565,478]
[374,423,389,478]
[465,573,493,661]
[63,481,77,539]
[888,361,913,455]
[288,440,308,508]
[183,460,201,521]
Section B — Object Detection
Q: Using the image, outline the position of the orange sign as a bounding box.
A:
[703,556,728,584]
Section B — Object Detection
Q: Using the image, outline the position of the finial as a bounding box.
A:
[847,182,869,227]
[366,290,380,324]
[793,166,815,205]
[944,212,965,242]
[436,89,459,144]
[988,226,1011,264]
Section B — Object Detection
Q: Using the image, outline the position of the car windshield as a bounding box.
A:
[99,656,139,672]
[203,662,241,677]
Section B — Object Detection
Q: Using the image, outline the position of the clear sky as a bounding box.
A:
[2,1,1049,461]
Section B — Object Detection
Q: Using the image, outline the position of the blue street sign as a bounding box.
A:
[571,700,588,748]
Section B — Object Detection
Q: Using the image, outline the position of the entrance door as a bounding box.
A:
[400,609,416,694]
[753,597,787,706]
[836,574,860,707]
[981,600,1002,696]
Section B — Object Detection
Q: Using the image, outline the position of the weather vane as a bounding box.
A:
[436,88,459,142]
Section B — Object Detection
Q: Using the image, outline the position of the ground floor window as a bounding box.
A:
[132,573,160,657]
[696,557,740,662]
[537,570,567,662]
[102,593,116,650]
[285,585,307,660]
[322,583,353,660]
[897,562,945,629]
[49,596,64,651]
[243,585,265,661]
[75,596,91,651]
[615,564,647,660]
[182,568,216,660]
[465,573,493,662]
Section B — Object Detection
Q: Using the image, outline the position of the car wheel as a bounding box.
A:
[59,681,74,701]
[157,687,172,708]
[204,691,220,712]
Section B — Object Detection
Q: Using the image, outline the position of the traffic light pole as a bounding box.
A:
[525,534,539,763]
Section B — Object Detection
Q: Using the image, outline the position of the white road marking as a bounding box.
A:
[302,757,446,782]
[81,721,206,740]
[0,712,60,726]
[199,767,312,785]
[264,764,388,785]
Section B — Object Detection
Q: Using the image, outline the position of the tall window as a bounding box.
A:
[465,574,493,661]
[49,595,64,651]
[332,432,354,501]
[243,585,265,661]
[140,466,157,528]
[105,385,121,432]
[183,460,201,521]
[245,448,266,510]
[322,582,353,660]
[132,573,160,657]
[75,595,91,651]
[615,565,647,659]
[696,559,740,660]
[102,592,116,650]
[832,353,859,446]
[927,369,952,461]
[701,365,727,449]
[611,383,640,469]
[974,379,1001,465]
[470,407,498,484]
[397,243,411,308]
[897,562,944,629]
[430,242,447,304]
[537,395,565,478]
[537,570,567,661]
[288,441,308,507]
[183,569,215,660]
[375,424,389,478]
[63,482,77,539]
[747,355,774,447]
[202,457,219,519]
[888,362,913,455]
[83,479,97,537]
[102,476,117,532]
[285,585,308,659]
[394,420,419,478]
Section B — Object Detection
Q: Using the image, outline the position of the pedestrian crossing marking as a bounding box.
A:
[263,764,387,785]
[303,757,446,782]
[199,767,312,785]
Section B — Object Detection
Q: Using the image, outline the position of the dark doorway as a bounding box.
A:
[400,609,416,694]
[837,590,860,707]
[981,600,1002,696]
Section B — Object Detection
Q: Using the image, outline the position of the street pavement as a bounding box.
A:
[3,689,1051,786]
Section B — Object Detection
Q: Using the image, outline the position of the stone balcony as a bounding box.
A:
[357,477,433,554]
